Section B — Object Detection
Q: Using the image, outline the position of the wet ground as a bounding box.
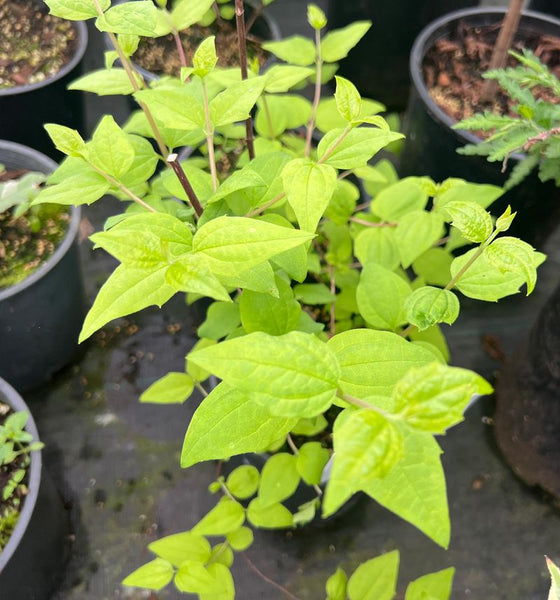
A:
[21,1,560,598]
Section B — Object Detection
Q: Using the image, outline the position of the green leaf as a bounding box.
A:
[258,453,300,507]
[199,563,234,600]
[247,498,293,528]
[86,115,134,178]
[371,180,428,222]
[261,36,316,66]
[327,329,435,398]
[44,124,85,157]
[181,383,297,467]
[240,274,301,335]
[363,426,450,547]
[334,76,362,122]
[192,498,245,536]
[404,287,460,331]
[193,216,313,266]
[134,86,206,130]
[356,263,411,330]
[96,1,158,36]
[318,127,403,169]
[436,181,504,210]
[547,557,560,600]
[347,551,399,600]
[171,0,214,30]
[69,68,141,95]
[122,558,174,591]
[326,568,348,600]
[226,526,254,551]
[291,415,328,437]
[412,248,453,288]
[140,372,194,404]
[256,94,312,137]
[226,465,260,500]
[282,159,337,232]
[393,363,492,434]
[405,567,455,600]
[188,331,340,419]
[198,302,241,340]
[394,211,445,268]
[34,170,110,206]
[321,21,371,63]
[354,228,400,271]
[442,200,493,243]
[45,0,109,20]
[210,78,265,127]
[495,205,516,232]
[316,97,385,134]
[263,65,315,93]
[80,264,175,341]
[450,248,531,302]
[166,254,232,302]
[296,442,330,486]
[307,3,327,29]
[193,36,218,77]
[484,236,539,295]
[91,212,193,266]
[148,532,211,567]
[293,283,335,305]
[323,410,403,516]
[175,561,222,594]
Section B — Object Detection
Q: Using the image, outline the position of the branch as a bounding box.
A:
[166,154,204,219]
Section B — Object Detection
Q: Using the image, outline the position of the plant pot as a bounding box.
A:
[0,1,88,160]
[325,0,476,111]
[0,377,69,599]
[530,0,560,18]
[105,0,281,85]
[494,281,560,500]
[0,141,85,392]
[400,7,560,247]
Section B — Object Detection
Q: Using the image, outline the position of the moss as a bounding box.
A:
[0,505,20,551]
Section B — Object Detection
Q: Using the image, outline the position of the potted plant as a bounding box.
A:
[0,140,84,391]
[326,0,476,111]
[455,53,560,500]
[38,0,544,596]
[0,376,69,599]
[399,5,560,246]
[0,0,88,159]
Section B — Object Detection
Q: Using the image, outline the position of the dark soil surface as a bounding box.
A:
[423,20,560,122]
[133,17,268,77]
[0,169,70,289]
[0,0,78,89]
[0,403,29,551]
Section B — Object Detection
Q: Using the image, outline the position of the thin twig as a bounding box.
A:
[167,154,203,218]
[235,0,256,160]
[305,28,323,157]
[349,217,397,227]
[242,554,303,600]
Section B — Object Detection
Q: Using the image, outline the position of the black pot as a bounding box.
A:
[106,0,281,85]
[530,0,560,18]
[0,141,85,392]
[0,3,87,160]
[326,0,476,111]
[0,377,69,599]
[400,7,560,248]
[494,281,560,500]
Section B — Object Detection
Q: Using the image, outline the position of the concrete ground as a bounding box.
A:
[23,1,560,598]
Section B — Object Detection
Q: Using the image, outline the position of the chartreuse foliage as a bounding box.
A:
[455,49,560,190]
[40,0,546,598]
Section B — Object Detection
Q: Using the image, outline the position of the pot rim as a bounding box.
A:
[0,15,88,97]
[0,140,82,302]
[104,0,282,83]
[0,377,41,572]
[409,7,560,146]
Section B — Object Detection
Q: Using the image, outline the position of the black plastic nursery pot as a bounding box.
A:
[0,377,69,599]
[530,0,560,18]
[494,280,560,500]
[326,0,476,111]
[0,2,88,160]
[0,141,85,392]
[400,7,560,248]
[106,0,281,85]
